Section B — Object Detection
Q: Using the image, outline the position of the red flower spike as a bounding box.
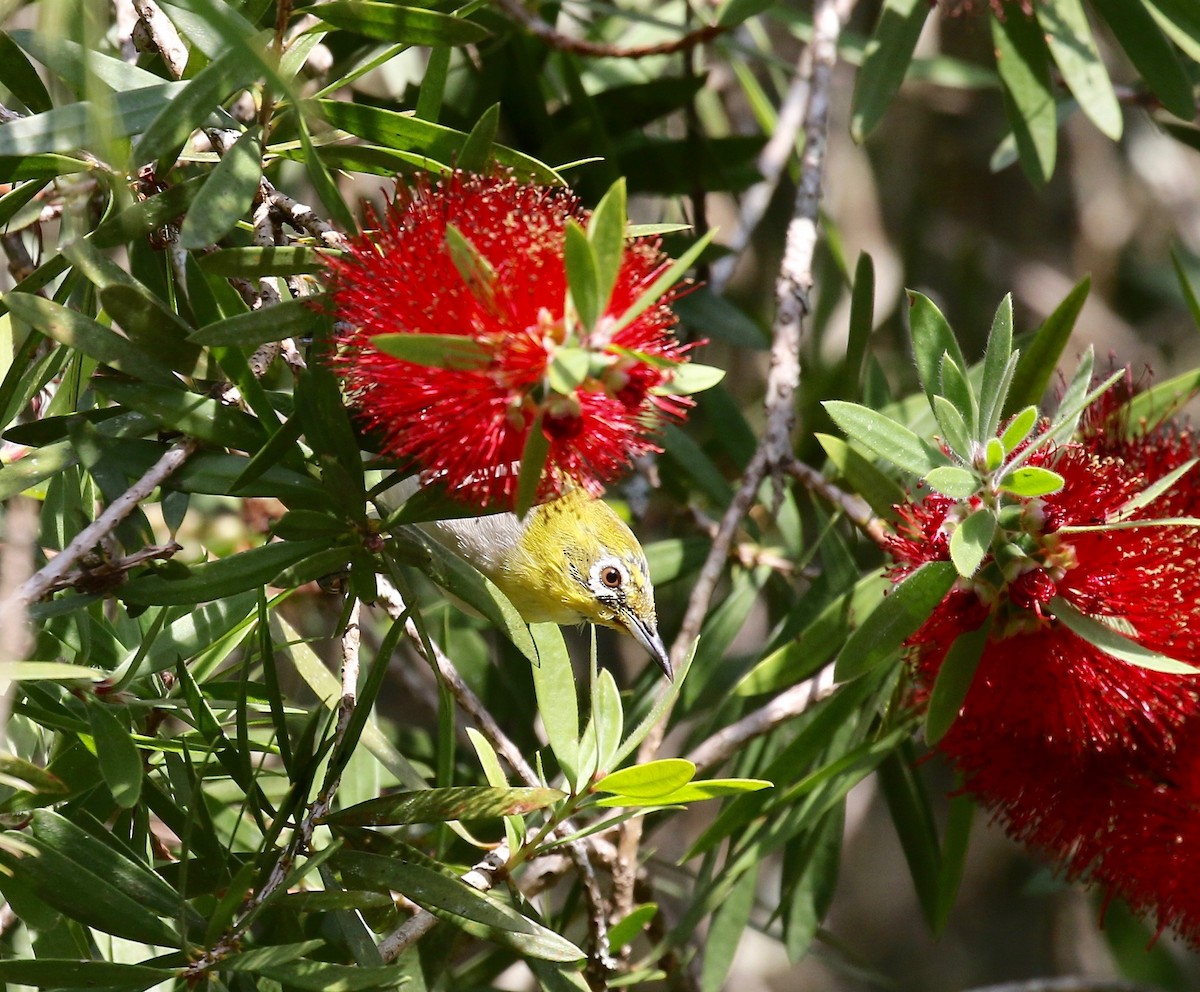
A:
[323,171,693,508]
[890,407,1200,944]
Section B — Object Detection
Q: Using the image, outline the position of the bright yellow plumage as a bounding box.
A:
[418,488,671,678]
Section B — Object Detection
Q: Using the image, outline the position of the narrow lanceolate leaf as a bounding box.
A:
[1090,0,1195,121]
[1036,0,1122,140]
[835,561,958,681]
[948,508,995,578]
[565,218,601,331]
[594,759,696,800]
[6,293,179,386]
[823,400,943,477]
[925,618,993,745]
[528,622,580,780]
[978,294,1014,438]
[608,228,715,336]
[1111,458,1199,520]
[444,223,499,312]
[991,8,1057,184]
[321,786,565,826]
[0,960,172,991]
[1051,597,1200,674]
[337,852,585,962]
[939,355,978,441]
[515,415,550,519]
[1004,276,1089,416]
[370,333,491,371]
[87,700,143,808]
[179,127,264,249]
[0,754,67,795]
[594,778,772,808]
[851,0,933,142]
[907,292,965,405]
[312,1,490,46]
[588,177,628,317]
[457,102,500,173]
[931,394,971,460]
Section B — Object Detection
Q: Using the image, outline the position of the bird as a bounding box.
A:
[394,484,672,679]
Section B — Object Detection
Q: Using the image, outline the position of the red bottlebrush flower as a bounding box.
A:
[890,415,1200,942]
[323,171,693,508]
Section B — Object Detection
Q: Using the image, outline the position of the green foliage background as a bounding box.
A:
[1,0,1199,990]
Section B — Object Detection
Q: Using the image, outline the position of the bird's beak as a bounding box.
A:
[625,613,673,681]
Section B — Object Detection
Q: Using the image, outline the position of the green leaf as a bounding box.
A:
[1144,0,1200,63]
[179,127,264,249]
[991,8,1057,184]
[736,568,888,696]
[1036,0,1122,139]
[924,466,977,499]
[548,346,590,394]
[835,561,958,681]
[1090,0,1195,120]
[929,398,972,468]
[850,0,933,142]
[1173,249,1200,327]
[0,32,52,113]
[608,903,658,952]
[700,867,758,992]
[370,332,492,371]
[98,284,204,376]
[998,466,1065,497]
[322,786,565,826]
[0,811,181,945]
[925,618,992,744]
[5,293,180,387]
[948,508,995,577]
[134,48,257,169]
[187,295,325,347]
[999,405,1038,453]
[1050,597,1200,674]
[444,222,499,312]
[0,754,67,795]
[457,103,499,172]
[313,100,562,184]
[1112,458,1199,520]
[978,294,1014,438]
[118,539,330,605]
[312,1,489,45]
[0,960,172,991]
[591,667,624,775]
[588,177,628,318]
[608,229,716,336]
[337,851,585,961]
[657,361,726,395]
[934,792,976,932]
[564,218,600,331]
[816,435,906,520]
[0,83,185,156]
[935,365,975,451]
[199,246,332,277]
[907,291,965,405]
[515,415,550,519]
[1004,276,1089,415]
[877,747,940,928]
[94,379,269,453]
[0,661,104,682]
[823,400,942,477]
[610,639,696,767]
[594,758,696,799]
[528,623,580,781]
[842,252,876,396]
[595,778,772,808]
[87,699,143,808]
[249,960,408,991]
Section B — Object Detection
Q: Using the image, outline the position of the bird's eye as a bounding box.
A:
[600,566,623,589]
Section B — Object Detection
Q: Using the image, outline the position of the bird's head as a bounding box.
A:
[505,489,672,679]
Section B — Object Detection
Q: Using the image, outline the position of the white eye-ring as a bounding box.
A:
[591,559,628,595]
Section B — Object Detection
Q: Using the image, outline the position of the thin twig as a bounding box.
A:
[490,0,726,59]
[788,459,890,548]
[132,0,188,79]
[685,663,837,774]
[7,437,200,611]
[610,0,854,923]
[374,575,614,974]
[187,598,362,977]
